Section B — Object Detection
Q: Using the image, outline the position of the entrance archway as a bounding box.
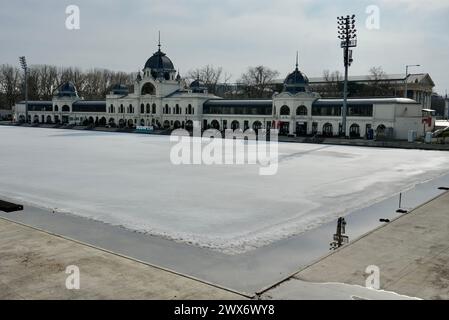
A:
[323,123,333,137]
[280,122,290,135]
[211,120,220,130]
[376,124,386,137]
[350,124,360,138]
[252,121,262,130]
[296,122,308,136]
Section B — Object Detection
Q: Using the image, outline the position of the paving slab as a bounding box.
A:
[0,218,245,300]
[264,192,449,300]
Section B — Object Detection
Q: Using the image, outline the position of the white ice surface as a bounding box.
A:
[1,126,449,254]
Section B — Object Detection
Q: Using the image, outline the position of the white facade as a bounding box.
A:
[14,44,427,140]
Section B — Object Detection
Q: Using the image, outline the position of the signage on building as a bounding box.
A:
[135,126,154,133]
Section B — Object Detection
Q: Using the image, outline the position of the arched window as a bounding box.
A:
[140,104,145,114]
[296,105,307,116]
[187,104,192,114]
[152,104,156,114]
[231,120,240,130]
[62,105,70,112]
[54,105,59,112]
[128,104,133,113]
[141,82,155,95]
[175,104,180,114]
[280,105,290,116]
[146,103,150,113]
[120,104,124,113]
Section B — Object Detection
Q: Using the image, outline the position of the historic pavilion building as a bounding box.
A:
[14,42,430,139]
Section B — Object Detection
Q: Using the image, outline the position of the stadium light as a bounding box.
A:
[19,56,28,124]
[337,15,357,137]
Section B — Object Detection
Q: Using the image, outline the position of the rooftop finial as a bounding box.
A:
[296,51,299,69]
[158,31,161,50]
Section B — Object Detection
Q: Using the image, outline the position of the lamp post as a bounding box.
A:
[337,15,357,137]
[404,64,421,99]
[19,56,28,123]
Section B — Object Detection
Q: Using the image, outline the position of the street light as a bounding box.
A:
[337,15,357,138]
[19,56,28,124]
[404,64,421,99]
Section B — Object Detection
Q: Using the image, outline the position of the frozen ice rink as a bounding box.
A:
[1,126,449,254]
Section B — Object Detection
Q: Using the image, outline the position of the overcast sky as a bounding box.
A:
[1,0,448,94]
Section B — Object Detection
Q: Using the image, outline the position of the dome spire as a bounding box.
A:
[295,51,299,70]
[158,31,161,51]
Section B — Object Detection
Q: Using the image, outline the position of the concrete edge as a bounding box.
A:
[255,190,449,295]
[0,215,253,300]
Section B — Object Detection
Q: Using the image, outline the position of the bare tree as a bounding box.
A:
[314,70,342,97]
[0,65,21,109]
[368,66,393,96]
[238,65,279,98]
[186,65,223,94]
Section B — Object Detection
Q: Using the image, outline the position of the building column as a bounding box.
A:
[445,98,449,119]
[289,119,295,135]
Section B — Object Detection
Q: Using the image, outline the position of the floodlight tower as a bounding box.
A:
[19,56,28,123]
[337,15,357,137]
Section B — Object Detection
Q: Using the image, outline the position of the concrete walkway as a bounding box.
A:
[0,218,245,300]
[263,192,449,300]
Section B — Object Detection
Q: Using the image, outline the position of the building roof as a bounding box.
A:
[314,98,420,105]
[273,73,435,87]
[144,49,175,70]
[18,101,52,105]
[111,84,129,95]
[204,99,272,107]
[54,81,78,97]
[72,101,106,106]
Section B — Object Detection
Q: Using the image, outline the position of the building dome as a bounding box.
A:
[190,79,205,88]
[55,81,78,97]
[283,53,310,94]
[144,49,175,71]
[285,69,309,86]
[190,79,207,93]
[283,68,309,94]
